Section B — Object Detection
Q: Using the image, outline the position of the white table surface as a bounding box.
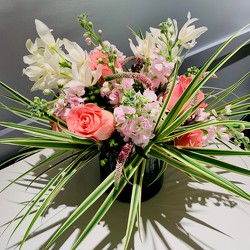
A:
[0,147,250,250]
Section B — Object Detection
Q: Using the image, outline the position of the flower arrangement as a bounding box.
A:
[0,12,250,249]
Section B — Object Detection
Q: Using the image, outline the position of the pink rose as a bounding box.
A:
[165,75,206,112]
[66,103,115,141]
[174,130,203,147]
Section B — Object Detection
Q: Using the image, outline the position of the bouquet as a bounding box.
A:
[0,12,250,249]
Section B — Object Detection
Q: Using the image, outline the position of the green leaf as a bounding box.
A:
[156,107,193,141]
[150,144,250,201]
[205,71,250,111]
[154,57,180,132]
[0,122,94,145]
[124,160,145,250]
[215,93,250,112]
[45,167,115,249]
[20,150,97,248]
[178,149,250,176]
[163,120,250,142]
[70,155,143,250]
[70,142,153,250]
[0,147,41,170]
[0,138,94,150]
[0,81,31,106]
[0,150,72,238]
[0,103,50,127]
[175,146,250,156]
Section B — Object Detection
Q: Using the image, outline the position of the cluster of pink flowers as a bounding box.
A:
[113,89,160,146]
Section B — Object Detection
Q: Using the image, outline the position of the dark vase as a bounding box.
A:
[99,153,165,203]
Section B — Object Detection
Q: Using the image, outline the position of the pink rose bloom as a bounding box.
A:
[66,103,115,141]
[174,130,203,147]
[89,51,123,83]
[165,75,206,112]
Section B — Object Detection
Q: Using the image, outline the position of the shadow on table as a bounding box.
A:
[3,152,240,250]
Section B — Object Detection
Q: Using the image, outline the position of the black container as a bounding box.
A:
[100,155,164,203]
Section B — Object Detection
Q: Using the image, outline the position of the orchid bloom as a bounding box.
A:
[129,31,158,60]
[63,38,89,66]
[71,61,102,87]
[178,12,208,49]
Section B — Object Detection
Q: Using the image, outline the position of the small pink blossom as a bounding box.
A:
[149,58,175,89]
[143,102,160,119]
[85,37,92,45]
[202,126,217,145]
[117,116,154,147]
[54,98,71,120]
[109,89,123,105]
[63,81,85,105]
[143,89,157,102]
[195,108,210,122]
[100,81,112,97]
[120,78,134,90]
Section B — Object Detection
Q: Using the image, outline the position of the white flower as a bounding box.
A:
[63,38,89,66]
[23,20,68,91]
[178,12,207,49]
[71,61,102,87]
[35,19,55,47]
[24,50,64,91]
[129,31,158,60]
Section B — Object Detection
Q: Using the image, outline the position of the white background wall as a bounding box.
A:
[0,0,249,161]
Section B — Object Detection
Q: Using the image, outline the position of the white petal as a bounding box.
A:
[35,19,55,45]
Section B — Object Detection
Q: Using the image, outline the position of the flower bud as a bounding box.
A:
[85,37,92,45]
[83,32,90,38]
[90,95,96,101]
[88,21,93,27]
[235,131,245,139]
[43,89,53,95]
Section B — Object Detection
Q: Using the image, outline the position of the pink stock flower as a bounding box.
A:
[114,105,136,123]
[149,59,175,89]
[120,78,134,90]
[66,103,115,141]
[109,88,123,105]
[54,98,71,121]
[165,75,206,113]
[63,81,85,106]
[85,37,92,45]
[174,129,203,147]
[195,108,210,122]
[117,116,154,147]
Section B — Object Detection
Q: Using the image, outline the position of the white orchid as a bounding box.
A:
[178,12,208,49]
[63,38,89,66]
[23,20,71,91]
[23,48,70,91]
[71,61,102,87]
[34,19,63,51]
[129,30,158,60]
